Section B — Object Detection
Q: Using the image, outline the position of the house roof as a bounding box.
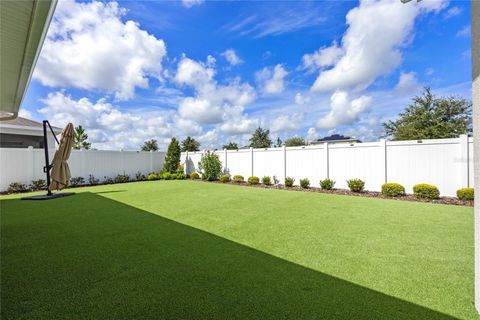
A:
[0,117,62,133]
[0,0,57,119]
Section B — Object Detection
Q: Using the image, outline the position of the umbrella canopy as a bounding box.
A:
[49,123,74,190]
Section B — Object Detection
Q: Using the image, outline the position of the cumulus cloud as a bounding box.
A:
[306,127,319,141]
[294,92,310,105]
[456,25,470,38]
[182,0,204,8]
[221,49,243,66]
[33,0,167,101]
[316,90,372,129]
[444,6,461,19]
[309,0,446,93]
[395,71,421,95]
[174,56,256,125]
[219,106,258,135]
[270,113,303,133]
[38,91,173,150]
[256,64,288,95]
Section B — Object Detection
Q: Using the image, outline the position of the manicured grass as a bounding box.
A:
[1,180,475,319]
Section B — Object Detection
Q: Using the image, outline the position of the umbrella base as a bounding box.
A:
[21,192,75,200]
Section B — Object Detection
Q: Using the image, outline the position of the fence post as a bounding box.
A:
[460,134,469,187]
[282,145,287,183]
[223,149,228,174]
[380,139,387,184]
[150,150,153,173]
[250,147,254,177]
[29,146,35,181]
[323,142,329,179]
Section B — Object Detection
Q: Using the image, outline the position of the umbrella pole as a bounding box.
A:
[42,120,53,196]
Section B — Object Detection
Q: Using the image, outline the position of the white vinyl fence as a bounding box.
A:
[181,135,473,197]
[0,147,165,191]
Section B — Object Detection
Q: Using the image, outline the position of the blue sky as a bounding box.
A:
[22,0,472,150]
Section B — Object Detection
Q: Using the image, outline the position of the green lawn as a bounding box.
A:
[0,180,475,319]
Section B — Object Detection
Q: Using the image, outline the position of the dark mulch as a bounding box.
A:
[208,180,473,207]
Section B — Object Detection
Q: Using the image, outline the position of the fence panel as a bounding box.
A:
[253,148,283,180]
[286,146,325,186]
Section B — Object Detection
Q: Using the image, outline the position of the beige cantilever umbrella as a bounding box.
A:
[49,123,74,190]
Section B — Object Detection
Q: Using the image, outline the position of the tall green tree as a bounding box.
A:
[163,138,181,173]
[73,125,91,150]
[222,142,238,150]
[181,136,200,152]
[141,139,158,151]
[274,137,283,147]
[249,127,272,148]
[384,88,472,140]
[284,136,306,147]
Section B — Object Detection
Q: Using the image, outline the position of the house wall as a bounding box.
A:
[0,148,165,190]
[181,136,473,197]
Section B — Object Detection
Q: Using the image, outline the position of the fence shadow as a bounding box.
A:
[1,192,456,319]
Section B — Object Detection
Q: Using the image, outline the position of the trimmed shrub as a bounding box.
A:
[248,176,260,185]
[88,174,99,185]
[347,179,365,192]
[262,176,272,186]
[285,177,294,187]
[114,174,130,183]
[176,165,185,174]
[300,178,310,188]
[162,172,173,180]
[104,177,114,184]
[220,174,230,183]
[413,183,440,199]
[190,172,200,180]
[457,188,474,201]
[135,171,146,181]
[233,175,244,183]
[176,173,186,180]
[170,173,178,180]
[8,182,28,193]
[147,173,159,181]
[30,179,46,190]
[381,183,405,197]
[273,176,279,185]
[198,151,222,181]
[320,178,335,190]
[70,177,85,186]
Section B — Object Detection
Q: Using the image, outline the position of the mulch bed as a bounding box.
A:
[206,180,473,207]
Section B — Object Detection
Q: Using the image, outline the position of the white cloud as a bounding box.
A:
[270,115,299,133]
[294,92,310,105]
[302,42,343,72]
[38,91,173,150]
[182,0,204,8]
[395,71,421,95]
[456,25,470,38]
[33,0,167,101]
[221,49,243,66]
[444,6,461,19]
[174,117,203,136]
[175,56,256,125]
[309,0,446,93]
[306,127,319,141]
[256,64,288,95]
[219,106,258,135]
[18,108,32,119]
[316,90,372,129]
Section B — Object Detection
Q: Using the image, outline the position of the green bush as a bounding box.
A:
[285,177,294,187]
[190,172,200,180]
[381,183,405,197]
[70,176,85,186]
[176,165,185,174]
[104,177,114,184]
[30,179,46,190]
[300,178,310,188]
[135,171,146,181]
[198,151,222,181]
[347,179,365,192]
[413,183,440,199]
[162,172,173,180]
[147,173,159,181]
[88,174,99,185]
[163,138,181,173]
[176,173,186,180]
[233,175,244,183]
[248,176,259,185]
[262,176,272,185]
[320,178,335,190]
[220,174,230,183]
[457,188,474,201]
[8,182,28,193]
[170,173,178,180]
[114,174,130,183]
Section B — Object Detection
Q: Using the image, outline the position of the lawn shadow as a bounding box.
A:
[1,192,457,319]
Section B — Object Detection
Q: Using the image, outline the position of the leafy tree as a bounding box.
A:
[222,142,238,150]
[181,136,200,152]
[141,139,158,151]
[163,138,181,173]
[73,125,91,150]
[198,151,222,181]
[284,136,306,147]
[383,88,472,140]
[274,137,283,147]
[249,127,272,148]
